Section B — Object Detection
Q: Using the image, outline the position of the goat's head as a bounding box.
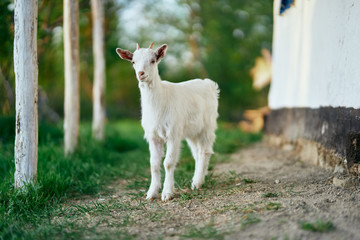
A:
[116,43,168,83]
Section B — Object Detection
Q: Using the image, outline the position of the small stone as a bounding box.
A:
[333,176,355,188]
[333,165,345,174]
[275,179,280,184]
[282,144,294,151]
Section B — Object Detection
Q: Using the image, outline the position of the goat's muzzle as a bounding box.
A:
[138,71,147,81]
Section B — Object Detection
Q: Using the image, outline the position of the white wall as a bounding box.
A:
[269,0,360,109]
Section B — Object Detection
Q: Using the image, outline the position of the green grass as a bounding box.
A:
[182,220,225,240]
[242,178,256,184]
[266,202,282,211]
[300,220,335,232]
[0,117,262,239]
[215,122,262,154]
[262,192,280,198]
[240,214,261,229]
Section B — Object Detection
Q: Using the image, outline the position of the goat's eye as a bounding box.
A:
[151,60,155,64]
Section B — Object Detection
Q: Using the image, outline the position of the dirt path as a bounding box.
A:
[57,143,360,239]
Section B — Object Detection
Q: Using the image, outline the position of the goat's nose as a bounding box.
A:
[138,71,145,77]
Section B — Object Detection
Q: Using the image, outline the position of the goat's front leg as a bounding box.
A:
[146,138,164,200]
[162,139,181,201]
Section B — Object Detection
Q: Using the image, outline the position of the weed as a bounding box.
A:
[300,220,335,232]
[147,210,166,222]
[119,214,131,227]
[240,214,261,229]
[243,178,256,184]
[262,192,280,198]
[182,220,225,240]
[266,202,282,211]
[214,203,239,213]
[284,184,301,195]
[70,201,112,216]
[218,171,243,189]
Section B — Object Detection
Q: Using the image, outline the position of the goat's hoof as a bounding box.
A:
[146,191,159,200]
[191,181,203,190]
[146,195,157,201]
[161,192,174,201]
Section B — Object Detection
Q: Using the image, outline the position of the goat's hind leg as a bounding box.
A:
[192,149,212,190]
[146,138,164,200]
[190,135,214,190]
[187,139,204,189]
[162,139,181,201]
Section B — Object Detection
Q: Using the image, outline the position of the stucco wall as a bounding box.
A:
[269,0,360,109]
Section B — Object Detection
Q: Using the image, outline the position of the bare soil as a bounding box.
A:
[58,142,360,239]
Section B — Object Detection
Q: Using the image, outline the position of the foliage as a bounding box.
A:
[189,0,273,120]
[119,0,273,120]
[0,0,272,121]
[0,0,14,116]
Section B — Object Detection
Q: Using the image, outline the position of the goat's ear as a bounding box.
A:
[155,44,168,62]
[116,48,133,61]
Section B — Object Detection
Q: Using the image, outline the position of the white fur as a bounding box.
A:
[116,44,219,201]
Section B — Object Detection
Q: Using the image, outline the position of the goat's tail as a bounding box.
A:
[204,78,220,100]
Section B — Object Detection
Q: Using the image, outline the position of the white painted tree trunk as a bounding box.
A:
[64,0,80,154]
[13,0,38,188]
[91,0,106,140]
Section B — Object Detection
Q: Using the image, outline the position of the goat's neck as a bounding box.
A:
[139,72,163,106]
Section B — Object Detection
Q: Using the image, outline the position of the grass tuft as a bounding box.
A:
[266,202,282,211]
[300,220,335,232]
[240,214,261,229]
[262,192,279,198]
[243,178,256,184]
[182,220,225,240]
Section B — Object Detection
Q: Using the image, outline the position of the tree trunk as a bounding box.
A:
[64,0,80,155]
[91,0,106,140]
[13,0,38,188]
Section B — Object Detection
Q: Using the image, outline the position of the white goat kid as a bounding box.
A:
[116,43,219,201]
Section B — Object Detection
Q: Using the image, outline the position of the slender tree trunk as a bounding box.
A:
[63,0,80,155]
[91,0,106,140]
[13,0,38,188]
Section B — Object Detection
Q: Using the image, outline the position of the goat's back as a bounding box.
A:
[162,78,219,139]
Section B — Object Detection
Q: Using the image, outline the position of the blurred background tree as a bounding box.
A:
[0,0,15,116]
[0,0,272,122]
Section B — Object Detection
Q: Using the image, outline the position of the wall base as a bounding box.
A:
[266,134,345,172]
[265,107,360,174]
